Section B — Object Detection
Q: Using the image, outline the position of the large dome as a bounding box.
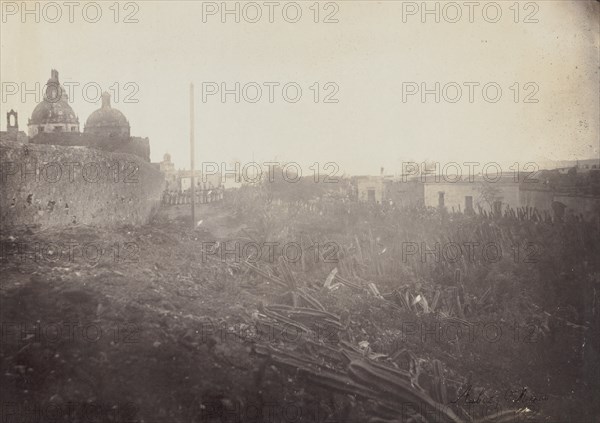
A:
[28,69,79,131]
[30,100,79,125]
[84,92,130,138]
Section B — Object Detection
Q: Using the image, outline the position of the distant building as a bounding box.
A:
[573,159,600,173]
[355,175,384,203]
[354,167,424,206]
[423,175,521,214]
[520,168,600,222]
[179,171,221,191]
[157,153,222,192]
[159,153,177,190]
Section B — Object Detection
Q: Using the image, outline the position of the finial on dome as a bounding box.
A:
[51,69,59,81]
[101,92,111,108]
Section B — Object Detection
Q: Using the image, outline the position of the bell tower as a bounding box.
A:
[7,109,18,134]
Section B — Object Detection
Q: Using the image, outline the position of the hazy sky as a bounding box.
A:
[1,0,598,175]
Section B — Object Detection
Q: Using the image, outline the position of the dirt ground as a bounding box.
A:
[1,201,598,423]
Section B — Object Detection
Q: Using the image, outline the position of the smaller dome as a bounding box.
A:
[84,92,130,138]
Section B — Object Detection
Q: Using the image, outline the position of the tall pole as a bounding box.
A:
[190,83,195,228]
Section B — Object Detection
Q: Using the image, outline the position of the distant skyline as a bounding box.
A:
[1,1,598,175]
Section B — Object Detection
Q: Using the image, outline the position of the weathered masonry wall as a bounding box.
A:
[0,141,165,228]
[29,132,151,162]
[423,182,521,212]
[553,194,600,223]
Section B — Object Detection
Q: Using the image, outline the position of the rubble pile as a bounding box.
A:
[1,193,598,422]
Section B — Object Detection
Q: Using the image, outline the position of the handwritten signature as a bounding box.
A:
[449,384,548,408]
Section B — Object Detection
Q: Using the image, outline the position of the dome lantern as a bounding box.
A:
[101,91,111,108]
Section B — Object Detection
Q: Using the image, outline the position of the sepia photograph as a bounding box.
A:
[1,1,599,422]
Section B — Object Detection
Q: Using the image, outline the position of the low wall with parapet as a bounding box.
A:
[0,140,165,229]
[29,132,151,162]
[554,194,600,222]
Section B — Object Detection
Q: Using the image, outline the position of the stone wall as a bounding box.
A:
[519,188,554,212]
[553,194,600,223]
[0,140,165,229]
[29,133,151,162]
[423,181,521,212]
[385,180,424,207]
[0,130,29,144]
